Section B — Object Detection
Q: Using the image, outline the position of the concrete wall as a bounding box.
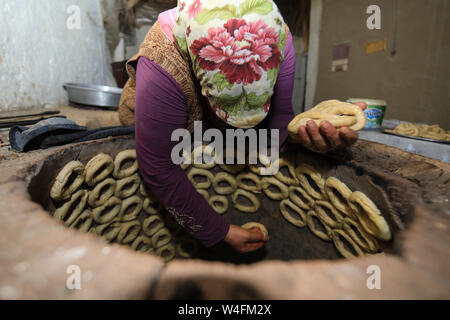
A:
[314,0,450,129]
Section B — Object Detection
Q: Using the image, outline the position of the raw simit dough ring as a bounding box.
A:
[232,189,260,213]
[143,215,164,237]
[288,186,315,210]
[92,196,121,224]
[84,153,114,186]
[306,210,332,241]
[330,229,364,259]
[143,197,163,215]
[119,195,143,222]
[314,200,344,228]
[50,161,85,201]
[187,168,214,189]
[295,164,325,200]
[88,178,116,208]
[288,100,366,142]
[348,191,391,241]
[280,199,307,228]
[237,172,261,193]
[261,177,289,200]
[131,235,153,252]
[113,150,139,179]
[54,189,88,226]
[208,195,229,214]
[241,222,268,237]
[274,158,299,186]
[70,209,93,232]
[343,217,379,253]
[393,122,419,137]
[192,145,216,169]
[418,124,448,140]
[152,227,172,249]
[156,244,176,262]
[95,219,121,242]
[114,174,141,199]
[177,236,199,258]
[324,177,354,218]
[117,220,141,244]
[212,172,237,195]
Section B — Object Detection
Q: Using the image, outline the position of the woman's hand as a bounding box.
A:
[296,102,367,153]
[224,224,269,253]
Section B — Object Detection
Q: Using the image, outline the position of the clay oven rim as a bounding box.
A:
[25,136,412,260]
[1,136,449,299]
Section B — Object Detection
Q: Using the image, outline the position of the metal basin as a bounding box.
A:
[63,83,123,108]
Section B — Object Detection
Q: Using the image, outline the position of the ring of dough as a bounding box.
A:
[288,186,315,210]
[88,178,116,208]
[156,244,176,262]
[54,189,88,226]
[192,145,216,169]
[219,163,246,174]
[261,177,289,200]
[69,210,93,233]
[295,164,325,200]
[143,197,163,215]
[84,153,114,186]
[50,161,85,201]
[330,229,364,259]
[212,172,237,195]
[237,172,262,193]
[248,153,277,176]
[208,195,229,214]
[131,235,153,252]
[274,158,299,186]
[177,236,198,258]
[306,210,332,241]
[394,122,419,137]
[348,191,391,241]
[143,215,164,237]
[197,189,210,200]
[117,220,141,244]
[280,199,307,228]
[343,217,379,253]
[232,189,260,213]
[92,196,121,224]
[288,100,366,142]
[113,150,138,179]
[314,201,344,228]
[119,195,143,222]
[95,219,121,242]
[152,227,172,249]
[115,174,141,199]
[324,177,355,218]
[187,168,214,189]
[241,222,268,237]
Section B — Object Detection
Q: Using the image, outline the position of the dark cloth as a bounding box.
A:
[10,118,134,152]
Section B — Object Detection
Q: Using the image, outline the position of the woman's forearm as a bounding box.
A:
[135,57,230,247]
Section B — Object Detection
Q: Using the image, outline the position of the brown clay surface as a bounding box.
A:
[0,137,449,299]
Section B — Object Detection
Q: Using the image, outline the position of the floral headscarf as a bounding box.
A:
[173,0,287,128]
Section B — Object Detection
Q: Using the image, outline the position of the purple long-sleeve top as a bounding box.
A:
[135,33,296,247]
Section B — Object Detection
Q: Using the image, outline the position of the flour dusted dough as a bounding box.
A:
[113,150,138,179]
[288,100,366,142]
[84,153,114,186]
[50,161,85,201]
[232,189,260,213]
[241,222,269,237]
[348,191,391,241]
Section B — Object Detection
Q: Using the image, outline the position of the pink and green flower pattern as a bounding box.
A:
[173,0,287,128]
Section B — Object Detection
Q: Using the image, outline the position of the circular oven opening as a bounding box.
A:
[28,137,401,265]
